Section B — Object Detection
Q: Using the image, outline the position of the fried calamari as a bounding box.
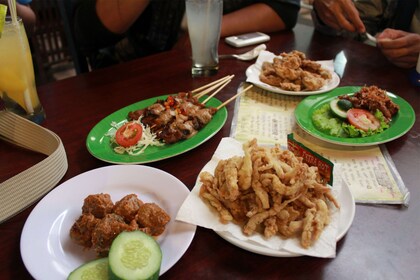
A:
[199,139,339,249]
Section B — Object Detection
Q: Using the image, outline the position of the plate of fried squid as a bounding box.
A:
[176,137,355,258]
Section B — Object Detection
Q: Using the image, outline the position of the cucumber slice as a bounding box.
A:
[329,98,348,118]
[67,257,108,280]
[337,99,353,111]
[109,230,162,280]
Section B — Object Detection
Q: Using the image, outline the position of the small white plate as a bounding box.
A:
[21,165,196,280]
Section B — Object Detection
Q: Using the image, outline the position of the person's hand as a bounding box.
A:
[377,29,420,68]
[313,0,365,33]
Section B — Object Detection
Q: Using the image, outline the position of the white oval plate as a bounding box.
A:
[246,63,340,96]
[21,165,196,280]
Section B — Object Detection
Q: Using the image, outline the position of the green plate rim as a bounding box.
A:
[86,94,228,164]
[294,86,416,146]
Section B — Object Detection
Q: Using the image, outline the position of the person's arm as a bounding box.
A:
[74,0,150,53]
[95,0,150,34]
[16,3,36,27]
[221,4,284,37]
[377,29,420,68]
[220,0,300,37]
[312,0,365,33]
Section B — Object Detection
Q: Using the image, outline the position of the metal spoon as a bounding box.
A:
[360,32,377,47]
[219,44,267,61]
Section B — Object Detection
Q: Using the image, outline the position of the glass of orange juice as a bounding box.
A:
[0,16,45,124]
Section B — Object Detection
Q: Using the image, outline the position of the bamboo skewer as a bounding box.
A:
[192,75,234,99]
[191,74,233,94]
[217,84,253,110]
[201,77,232,104]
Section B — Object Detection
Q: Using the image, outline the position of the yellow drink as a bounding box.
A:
[0,16,45,123]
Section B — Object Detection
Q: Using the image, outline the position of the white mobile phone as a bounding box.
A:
[225,32,270,48]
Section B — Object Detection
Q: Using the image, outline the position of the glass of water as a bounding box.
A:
[185,0,223,77]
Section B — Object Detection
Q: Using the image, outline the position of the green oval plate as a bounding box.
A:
[86,95,228,164]
[295,86,416,146]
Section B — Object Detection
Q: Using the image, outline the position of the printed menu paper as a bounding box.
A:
[230,85,409,205]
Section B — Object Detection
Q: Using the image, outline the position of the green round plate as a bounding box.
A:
[86,95,228,164]
[295,86,416,146]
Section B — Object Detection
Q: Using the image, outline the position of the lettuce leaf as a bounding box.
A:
[312,104,390,138]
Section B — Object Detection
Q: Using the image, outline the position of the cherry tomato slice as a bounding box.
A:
[347,108,380,131]
[115,122,143,147]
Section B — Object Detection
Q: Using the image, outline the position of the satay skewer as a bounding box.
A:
[192,75,234,99]
[217,84,253,110]
[201,77,233,104]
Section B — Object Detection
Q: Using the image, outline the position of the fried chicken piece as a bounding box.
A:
[301,71,325,91]
[259,73,283,87]
[279,82,301,91]
[136,203,170,236]
[288,50,306,60]
[113,194,144,223]
[91,213,137,256]
[261,61,277,76]
[259,50,331,91]
[278,54,302,70]
[301,59,321,73]
[274,66,302,81]
[69,213,100,248]
[82,193,114,219]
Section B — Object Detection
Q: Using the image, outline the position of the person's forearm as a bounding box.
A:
[96,0,150,34]
[220,4,285,37]
[17,4,36,28]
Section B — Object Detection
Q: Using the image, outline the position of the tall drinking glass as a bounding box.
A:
[185,0,223,77]
[0,16,45,124]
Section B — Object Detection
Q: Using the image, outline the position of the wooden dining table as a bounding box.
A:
[1,23,419,279]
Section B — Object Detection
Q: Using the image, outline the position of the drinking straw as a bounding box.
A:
[7,0,17,24]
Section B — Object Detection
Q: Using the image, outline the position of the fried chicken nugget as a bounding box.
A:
[113,194,144,223]
[82,193,114,219]
[91,213,137,256]
[69,213,100,248]
[136,203,170,236]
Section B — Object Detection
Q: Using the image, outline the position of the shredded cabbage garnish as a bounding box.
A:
[105,117,164,155]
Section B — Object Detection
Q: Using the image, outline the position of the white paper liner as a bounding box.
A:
[176,137,343,258]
